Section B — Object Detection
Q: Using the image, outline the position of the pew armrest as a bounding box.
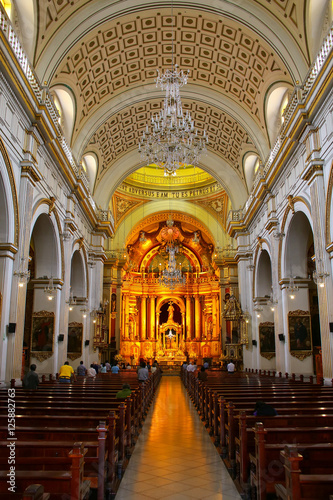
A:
[275,483,287,500]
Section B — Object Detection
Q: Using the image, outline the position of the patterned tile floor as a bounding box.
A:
[115,376,241,500]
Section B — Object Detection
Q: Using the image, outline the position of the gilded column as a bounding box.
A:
[195,295,201,339]
[212,294,217,338]
[124,294,130,339]
[186,295,192,340]
[141,295,147,340]
[149,296,156,340]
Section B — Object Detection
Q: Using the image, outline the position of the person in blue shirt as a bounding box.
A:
[111,363,120,374]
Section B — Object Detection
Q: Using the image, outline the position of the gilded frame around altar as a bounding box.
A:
[30,310,54,362]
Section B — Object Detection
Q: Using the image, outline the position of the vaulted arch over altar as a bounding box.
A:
[119,215,224,365]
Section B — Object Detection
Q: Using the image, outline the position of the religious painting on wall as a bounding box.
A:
[259,322,275,360]
[288,310,312,360]
[31,310,54,361]
[67,322,83,360]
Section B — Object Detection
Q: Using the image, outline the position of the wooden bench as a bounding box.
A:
[0,442,90,500]
[249,423,333,500]
[275,446,333,500]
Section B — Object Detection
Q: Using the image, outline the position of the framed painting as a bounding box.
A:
[67,322,83,360]
[259,322,275,360]
[288,310,312,360]
[31,310,54,361]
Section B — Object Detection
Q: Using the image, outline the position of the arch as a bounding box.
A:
[243,152,260,194]
[265,83,292,147]
[279,196,312,282]
[256,249,273,298]
[283,211,314,281]
[30,213,60,279]
[32,198,64,281]
[50,85,76,145]
[325,160,333,249]
[0,137,19,248]
[94,149,249,212]
[306,0,332,60]
[70,250,86,299]
[12,0,36,63]
[72,239,89,300]
[82,152,98,194]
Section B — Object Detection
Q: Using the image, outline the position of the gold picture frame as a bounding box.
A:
[30,310,54,362]
[288,310,312,360]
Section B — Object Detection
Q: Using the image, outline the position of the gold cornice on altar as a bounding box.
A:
[126,211,215,248]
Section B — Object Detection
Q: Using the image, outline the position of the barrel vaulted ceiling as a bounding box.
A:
[12,0,331,225]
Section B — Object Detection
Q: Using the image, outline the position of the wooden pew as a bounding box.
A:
[275,446,333,500]
[23,484,50,500]
[0,442,90,500]
[250,423,333,500]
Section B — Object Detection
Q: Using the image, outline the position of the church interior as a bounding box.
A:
[0,0,333,383]
[1,2,333,499]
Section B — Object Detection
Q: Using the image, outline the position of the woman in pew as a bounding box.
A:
[87,364,97,378]
[116,383,132,399]
[253,401,278,416]
[198,366,208,382]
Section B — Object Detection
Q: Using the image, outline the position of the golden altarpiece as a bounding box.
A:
[118,219,224,365]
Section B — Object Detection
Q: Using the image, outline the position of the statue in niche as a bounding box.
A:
[167,301,174,322]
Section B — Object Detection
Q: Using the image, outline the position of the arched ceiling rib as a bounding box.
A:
[26,0,317,215]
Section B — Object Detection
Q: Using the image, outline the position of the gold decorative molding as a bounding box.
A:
[325,160,333,249]
[288,309,310,316]
[261,352,275,360]
[290,350,312,361]
[67,352,82,361]
[0,137,19,248]
[31,352,53,362]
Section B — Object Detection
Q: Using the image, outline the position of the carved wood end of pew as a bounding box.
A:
[23,484,50,500]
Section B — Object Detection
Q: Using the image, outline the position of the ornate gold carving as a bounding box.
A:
[67,352,82,361]
[260,352,275,360]
[33,310,55,317]
[288,309,310,316]
[290,350,313,361]
[31,352,53,362]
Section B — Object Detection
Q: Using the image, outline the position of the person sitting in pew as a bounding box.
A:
[77,360,87,376]
[253,401,278,416]
[100,362,107,373]
[22,364,39,390]
[87,364,96,378]
[116,383,132,399]
[59,361,76,383]
[198,366,208,382]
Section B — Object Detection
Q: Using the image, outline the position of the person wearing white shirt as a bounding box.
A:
[227,361,235,373]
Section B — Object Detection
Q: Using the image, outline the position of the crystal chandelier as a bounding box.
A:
[13,258,30,287]
[44,277,56,301]
[313,258,329,288]
[138,64,208,176]
[159,244,186,289]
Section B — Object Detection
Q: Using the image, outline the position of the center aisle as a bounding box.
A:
[115,376,241,500]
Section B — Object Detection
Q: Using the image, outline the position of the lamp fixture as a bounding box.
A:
[66,290,76,310]
[44,277,56,301]
[159,244,186,289]
[287,276,298,299]
[253,305,263,318]
[13,258,30,287]
[313,258,329,288]
[268,287,278,311]
[138,65,208,176]
[80,306,89,318]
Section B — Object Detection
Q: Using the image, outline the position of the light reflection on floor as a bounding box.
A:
[115,376,241,499]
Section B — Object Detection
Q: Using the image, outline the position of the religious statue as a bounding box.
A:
[167,301,174,322]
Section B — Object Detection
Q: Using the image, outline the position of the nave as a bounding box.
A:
[115,376,241,500]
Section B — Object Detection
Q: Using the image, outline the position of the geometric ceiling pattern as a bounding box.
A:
[53,8,292,144]
[26,0,317,224]
[88,99,255,183]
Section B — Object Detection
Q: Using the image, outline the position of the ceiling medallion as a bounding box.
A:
[138,65,208,176]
